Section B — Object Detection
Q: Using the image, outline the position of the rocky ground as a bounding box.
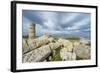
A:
[22,35,91,63]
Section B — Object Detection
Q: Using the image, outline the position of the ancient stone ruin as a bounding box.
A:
[22,22,91,63]
[28,22,36,39]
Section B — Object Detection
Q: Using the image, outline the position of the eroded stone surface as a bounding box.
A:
[73,45,91,59]
[23,36,50,54]
[22,39,30,54]
[23,45,51,63]
[22,35,91,62]
[60,48,76,61]
[58,39,73,52]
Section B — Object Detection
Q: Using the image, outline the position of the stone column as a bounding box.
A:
[28,22,35,39]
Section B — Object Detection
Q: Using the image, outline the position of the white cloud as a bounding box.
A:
[35,12,90,36]
[36,11,58,30]
[82,28,90,32]
[61,13,80,24]
[65,17,90,31]
[42,29,71,35]
[43,20,55,30]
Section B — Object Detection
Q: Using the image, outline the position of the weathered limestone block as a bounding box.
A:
[48,37,55,43]
[49,56,52,61]
[60,48,76,60]
[22,39,30,54]
[58,38,73,52]
[71,52,76,60]
[23,36,50,54]
[80,39,90,45]
[23,41,64,62]
[49,42,61,50]
[73,45,91,59]
[27,40,37,50]
[23,45,51,63]
[73,41,80,46]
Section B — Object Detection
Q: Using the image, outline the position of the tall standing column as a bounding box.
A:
[28,22,35,39]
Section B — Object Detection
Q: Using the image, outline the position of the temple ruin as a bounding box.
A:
[22,22,91,63]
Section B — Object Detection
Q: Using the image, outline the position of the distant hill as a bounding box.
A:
[50,34,81,40]
[23,34,90,41]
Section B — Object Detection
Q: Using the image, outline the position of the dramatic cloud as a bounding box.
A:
[22,10,91,39]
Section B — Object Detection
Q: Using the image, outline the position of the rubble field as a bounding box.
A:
[22,35,91,63]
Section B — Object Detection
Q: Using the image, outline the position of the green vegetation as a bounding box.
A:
[76,56,83,60]
[23,35,28,38]
[51,47,62,61]
[65,37,80,40]
[51,35,80,40]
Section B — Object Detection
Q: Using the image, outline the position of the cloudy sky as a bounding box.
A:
[22,10,91,39]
